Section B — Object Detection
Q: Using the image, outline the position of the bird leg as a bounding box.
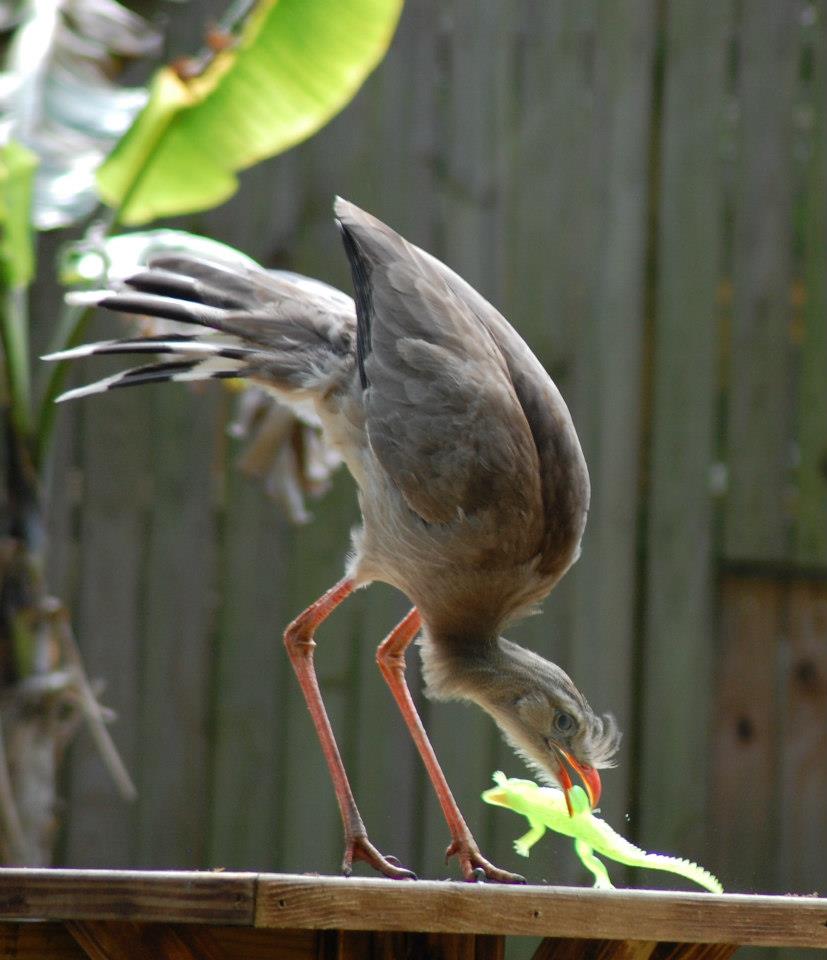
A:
[376,609,525,884]
[283,577,415,880]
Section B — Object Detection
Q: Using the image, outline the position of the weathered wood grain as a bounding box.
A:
[532,943,736,960]
[779,580,827,895]
[67,921,305,960]
[63,329,154,867]
[639,0,730,861]
[712,576,783,891]
[206,925,318,960]
[67,920,226,960]
[723,0,799,562]
[135,388,220,869]
[531,938,658,960]
[254,874,827,947]
[0,870,255,924]
[795,3,827,564]
[206,458,291,871]
[646,946,738,960]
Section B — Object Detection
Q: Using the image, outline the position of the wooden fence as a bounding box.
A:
[35,0,827,905]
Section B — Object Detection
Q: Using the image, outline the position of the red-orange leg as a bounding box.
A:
[376,609,524,884]
[283,577,415,880]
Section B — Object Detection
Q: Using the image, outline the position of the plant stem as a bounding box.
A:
[33,302,90,472]
[0,286,32,439]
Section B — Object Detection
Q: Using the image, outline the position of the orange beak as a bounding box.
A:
[555,748,601,815]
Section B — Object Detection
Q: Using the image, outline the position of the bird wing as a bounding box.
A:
[335,198,544,529]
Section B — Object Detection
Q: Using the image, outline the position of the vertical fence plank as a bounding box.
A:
[779,579,827,894]
[640,1,730,862]
[723,0,800,564]
[135,388,221,868]
[795,6,827,565]
[207,463,291,870]
[712,575,783,891]
[63,345,154,866]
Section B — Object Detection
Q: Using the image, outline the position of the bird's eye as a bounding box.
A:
[553,711,575,734]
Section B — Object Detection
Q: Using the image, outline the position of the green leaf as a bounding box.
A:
[0,140,37,437]
[0,139,37,287]
[97,0,403,225]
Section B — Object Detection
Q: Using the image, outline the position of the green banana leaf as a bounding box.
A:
[97,0,403,225]
[0,139,37,435]
[0,140,37,286]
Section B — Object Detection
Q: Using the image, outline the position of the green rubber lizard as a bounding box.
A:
[482,771,722,893]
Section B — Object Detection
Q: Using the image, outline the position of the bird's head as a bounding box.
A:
[480,639,621,815]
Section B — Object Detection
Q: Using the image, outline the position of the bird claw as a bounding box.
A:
[445,838,526,884]
[343,835,417,880]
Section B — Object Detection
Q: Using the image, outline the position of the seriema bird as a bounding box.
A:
[49,198,620,883]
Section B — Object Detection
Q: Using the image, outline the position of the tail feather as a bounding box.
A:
[124,267,251,310]
[77,291,235,332]
[44,334,255,362]
[54,251,358,403]
[145,255,279,306]
[56,355,245,403]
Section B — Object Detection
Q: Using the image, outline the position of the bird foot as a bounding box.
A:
[343,835,417,880]
[445,838,526,884]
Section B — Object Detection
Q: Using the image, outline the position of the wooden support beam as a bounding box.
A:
[532,942,737,960]
[321,929,504,960]
[531,939,658,960]
[66,921,226,960]
[0,922,87,960]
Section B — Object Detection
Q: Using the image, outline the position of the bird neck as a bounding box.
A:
[418,630,533,710]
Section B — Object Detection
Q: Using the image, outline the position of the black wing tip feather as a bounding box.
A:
[113,361,241,387]
[336,215,372,390]
[56,359,242,403]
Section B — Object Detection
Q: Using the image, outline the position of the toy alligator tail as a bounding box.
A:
[588,817,722,893]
